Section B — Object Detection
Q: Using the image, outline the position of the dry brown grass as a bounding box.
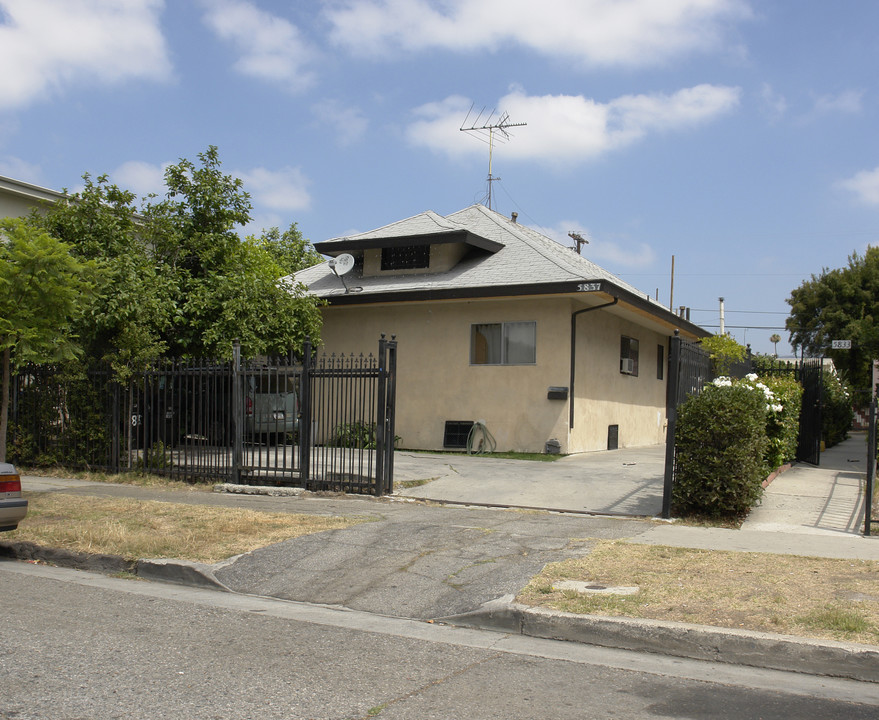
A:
[9,493,364,564]
[518,540,879,645]
[20,467,213,491]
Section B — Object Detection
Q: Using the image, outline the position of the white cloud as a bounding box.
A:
[112,160,169,199]
[759,83,787,122]
[839,166,879,206]
[0,156,43,184]
[237,166,312,212]
[812,89,863,115]
[111,160,312,214]
[200,0,316,92]
[0,0,171,111]
[326,0,751,66]
[311,99,369,146]
[407,85,741,165]
[541,223,656,269]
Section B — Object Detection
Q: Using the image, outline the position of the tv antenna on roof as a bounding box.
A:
[460,104,526,211]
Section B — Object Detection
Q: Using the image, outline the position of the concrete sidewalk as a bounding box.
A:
[637,434,879,561]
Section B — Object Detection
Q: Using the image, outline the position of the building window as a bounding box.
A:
[620,336,639,376]
[471,322,536,365]
[381,245,430,270]
[657,344,665,380]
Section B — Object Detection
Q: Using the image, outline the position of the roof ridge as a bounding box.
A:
[327,209,461,242]
[461,205,588,282]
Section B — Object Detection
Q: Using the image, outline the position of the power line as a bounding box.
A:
[700,324,787,330]
[690,309,789,315]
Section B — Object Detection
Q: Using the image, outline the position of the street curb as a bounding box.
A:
[135,558,233,592]
[0,540,231,592]
[0,540,135,575]
[439,597,879,684]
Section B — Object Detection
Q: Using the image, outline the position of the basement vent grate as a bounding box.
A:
[444,421,474,449]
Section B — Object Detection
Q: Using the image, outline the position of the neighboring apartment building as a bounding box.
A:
[292,203,710,454]
[0,174,66,218]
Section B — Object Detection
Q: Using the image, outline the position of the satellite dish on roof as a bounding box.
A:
[327,253,360,294]
[328,253,355,276]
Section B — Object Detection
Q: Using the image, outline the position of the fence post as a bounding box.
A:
[375,335,388,496]
[382,336,397,495]
[661,332,682,519]
[111,381,120,473]
[866,399,876,537]
[231,341,243,484]
[299,338,313,486]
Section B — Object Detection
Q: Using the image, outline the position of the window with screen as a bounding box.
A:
[381,245,430,270]
[620,336,639,376]
[471,322,536,365]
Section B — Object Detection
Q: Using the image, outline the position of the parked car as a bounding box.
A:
[0,463,28,532]
[245,372,299,441]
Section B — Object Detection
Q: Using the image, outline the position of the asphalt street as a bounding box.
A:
[3,561,878,720]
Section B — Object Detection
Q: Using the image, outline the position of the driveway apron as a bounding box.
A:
[392,445,666,516]
[214,503,649,621]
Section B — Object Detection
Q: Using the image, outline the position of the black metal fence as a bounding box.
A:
[661,333,714,518]
[866,400,877,537]
[9,336,398,495]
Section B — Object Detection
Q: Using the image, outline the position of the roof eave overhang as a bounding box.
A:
[318,279,710,339]
[313,230,503,254]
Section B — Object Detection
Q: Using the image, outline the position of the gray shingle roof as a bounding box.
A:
[292,204,657,306]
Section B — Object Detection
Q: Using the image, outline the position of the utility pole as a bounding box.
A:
[719,297,725,335]
[568,231,588,255]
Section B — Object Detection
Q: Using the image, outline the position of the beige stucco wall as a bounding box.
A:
[570,308,669,452]
[318,295,671,454]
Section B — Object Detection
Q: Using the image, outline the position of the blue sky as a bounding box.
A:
[2,1,878,357]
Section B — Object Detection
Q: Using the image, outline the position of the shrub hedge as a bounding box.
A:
[758,374,802,470]
[672,381,768,520]
[822,370,853,448]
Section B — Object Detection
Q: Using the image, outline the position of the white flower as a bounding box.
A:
[745,373,759,382]
[712,377,732,387]
[771,404,784,413]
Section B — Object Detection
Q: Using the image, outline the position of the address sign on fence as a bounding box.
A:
[832,340,852,349]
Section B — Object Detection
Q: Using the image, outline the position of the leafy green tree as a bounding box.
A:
[184,235,323,357]
[254,223,323,276]
[700,334,747,376]
[786,247,879,402]
[35,174,176,378]
[0,219,94,461]
[144,146,322,358]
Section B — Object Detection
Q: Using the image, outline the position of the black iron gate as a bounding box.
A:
[297,335,397,495]
[796,358,824,466]
[758,358,824,466]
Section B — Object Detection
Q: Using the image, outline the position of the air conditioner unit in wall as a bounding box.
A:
[620,358,635,374]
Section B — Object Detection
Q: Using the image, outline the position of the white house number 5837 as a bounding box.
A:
[577,283,601,292]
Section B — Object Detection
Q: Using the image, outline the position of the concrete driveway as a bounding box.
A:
[391,445,666,516]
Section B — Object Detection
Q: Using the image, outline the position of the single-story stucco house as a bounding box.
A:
[292,203,710,454]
